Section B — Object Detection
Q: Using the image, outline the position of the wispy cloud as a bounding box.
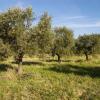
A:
[0,10,3,13]
[53,15,100,28]
[53,21,100,28]
[96,21,100,26]
[67,22,100,28]
[15,1,25,8]
[53,15,87,25]
[54,23,100,28]
[62,16,86,20]
[54,15,86,21]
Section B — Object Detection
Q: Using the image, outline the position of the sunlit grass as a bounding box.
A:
[0,55,100,100]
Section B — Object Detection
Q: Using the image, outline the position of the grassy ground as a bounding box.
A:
[0,55,100,100]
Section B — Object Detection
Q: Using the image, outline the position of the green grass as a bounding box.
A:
[0,56,100,100]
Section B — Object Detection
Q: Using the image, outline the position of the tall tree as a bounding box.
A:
[31,12,53,58]
[0,7,33,49]
[0,7,33,73]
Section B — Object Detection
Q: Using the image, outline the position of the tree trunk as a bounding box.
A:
[56,53,61,63]
[85,53,89,61]
[18,62,22,74]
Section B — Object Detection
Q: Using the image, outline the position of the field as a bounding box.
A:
[0,55,100,100]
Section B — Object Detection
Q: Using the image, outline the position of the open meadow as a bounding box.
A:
[0,55,100,100]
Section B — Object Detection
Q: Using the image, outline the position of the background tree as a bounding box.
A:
[89,34,100,54]
[75,34,99,61]
[52,27,74,62]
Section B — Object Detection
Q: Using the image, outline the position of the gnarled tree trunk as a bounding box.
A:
[16,49,24,74]
[56,53,61,63]
[85,52,89,61]
[18,62,22,74]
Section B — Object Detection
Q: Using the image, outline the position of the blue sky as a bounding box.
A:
[0,0,100,37]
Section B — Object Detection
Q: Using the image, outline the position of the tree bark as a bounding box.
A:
[18,62,22,74]
[85,53,89,61]
[56,53,61,63]
[17,49,24,74]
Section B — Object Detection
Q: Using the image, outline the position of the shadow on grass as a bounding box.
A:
[12,61,44,66]
[47,64,100,78]
[46,59,85,63]
[46,59,73,62]
[0,64,13,71]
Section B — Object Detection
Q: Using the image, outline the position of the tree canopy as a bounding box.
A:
[52,27,74,62]
[0,7,100,63]
[75,34,100,60]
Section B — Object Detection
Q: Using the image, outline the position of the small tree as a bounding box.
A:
[75,34,97,61]
[52,27,74,62]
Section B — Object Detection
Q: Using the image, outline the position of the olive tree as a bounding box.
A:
[52,27,74,62]
[75,34,99,61]
[0,7,33,74]
[30,12,53,59]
